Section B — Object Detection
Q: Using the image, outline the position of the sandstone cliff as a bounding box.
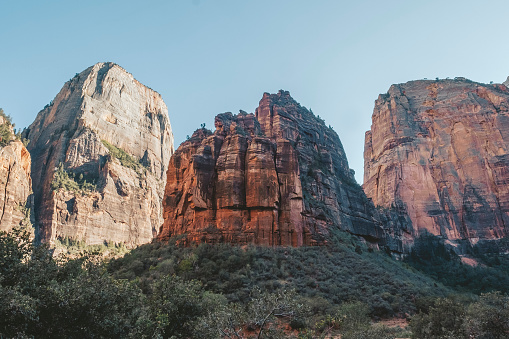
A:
[25,62,173,246]
[364,78,509,246]
[0,112,32,232]
[159,90,383,246]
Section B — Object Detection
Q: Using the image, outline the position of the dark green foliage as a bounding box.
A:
[0,227,32,286]
[109,233,449,320]
[149,275,223,338]
[410,297,467,338]
[2,231,310,338]
[0,228,146,338]
[51,163,97,194]
[405,233,509,294]
[4,226,509,337]
[0,108,13,147]
[464,292,509,339]
[410,292,509,339]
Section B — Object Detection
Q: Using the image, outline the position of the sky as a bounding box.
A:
[1,0,508,183]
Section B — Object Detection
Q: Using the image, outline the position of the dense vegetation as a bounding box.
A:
[405,233,509,294]
[2,227,509,338]
[410,293,509,338]
[0,228,223,338]
[51,163,97,194]
[108,231,448,320]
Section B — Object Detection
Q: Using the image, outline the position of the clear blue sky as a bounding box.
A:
[1,0,508,183]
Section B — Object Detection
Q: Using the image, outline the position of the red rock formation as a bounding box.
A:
[0,114,32,232]
[159,91,383,246]
[364,79,509,246]
[25,63,173,246]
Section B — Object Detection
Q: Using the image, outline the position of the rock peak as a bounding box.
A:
[261,90,296,105]
[364,77,509,247]
[25,63,174,246]
[159,92,382,246]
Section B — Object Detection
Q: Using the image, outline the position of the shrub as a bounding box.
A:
[410,297,467,338]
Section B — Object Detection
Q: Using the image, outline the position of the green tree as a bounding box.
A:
[197,287,306,339]
[149,274,224,338]
[0,108,13,147]
[410,297,467,339]
[465,292,509,339]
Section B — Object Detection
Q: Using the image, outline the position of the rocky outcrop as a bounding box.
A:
[364,78,509,246]
[0,114,32,232]
[159,90,383,246]
[25,62,173,246]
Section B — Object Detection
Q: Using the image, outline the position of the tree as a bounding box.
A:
[410,297,467,339]
[149,274,224,338]
[465,292,509,339]
[0,108,13,147]
[197,287,306,339]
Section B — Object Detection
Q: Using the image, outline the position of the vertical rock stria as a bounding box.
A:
[364,78,509,246]
[25,62,173,246]
[0,114,32,232]
[159,91,383,246]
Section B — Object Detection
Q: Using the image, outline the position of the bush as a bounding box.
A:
[410,297,467,338]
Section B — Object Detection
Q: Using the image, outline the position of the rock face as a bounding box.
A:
[0,114,32,232]
[364,78,509,246]
[159,90,382,246]
[25,62,173,246]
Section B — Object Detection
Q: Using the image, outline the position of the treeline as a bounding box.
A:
[2,227,509,338]
[0,228,410,338]
[405,232,509,294]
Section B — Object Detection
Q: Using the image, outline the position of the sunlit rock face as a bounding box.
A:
[159,90,383,246]
[25,62,173,246]
[364,78,509,246]
[0,114,32,232]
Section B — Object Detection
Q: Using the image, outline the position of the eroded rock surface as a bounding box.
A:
[364,79,509,246]
[25,62,173,246]
[0,115,32,232]
[159,91,382,246]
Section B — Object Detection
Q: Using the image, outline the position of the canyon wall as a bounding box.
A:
[159,90,383,246]
[25,62,173,246]
[364,79,509,246]
[0,113,32,232]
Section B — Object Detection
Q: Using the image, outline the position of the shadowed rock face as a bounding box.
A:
[159,90,383,246]
[25,62,173,246]
[0,115,32,232]
[364,79,509,246]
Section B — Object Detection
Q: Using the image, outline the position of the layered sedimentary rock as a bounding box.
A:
[159,90,382,246]
[25,62,173,246]
[0,114,32,232]
[364,78,509,245]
